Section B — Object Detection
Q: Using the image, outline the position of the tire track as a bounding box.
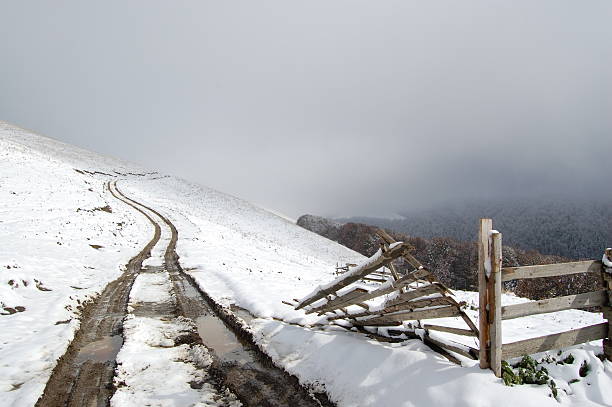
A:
[36,181,161,407]
[111,183,333,407]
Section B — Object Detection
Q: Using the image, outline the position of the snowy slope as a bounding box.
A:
[1,121,611,407]
[0,122,152,406]
[121,178,612,407]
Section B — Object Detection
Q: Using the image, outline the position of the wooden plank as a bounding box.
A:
[423,324,477,337]
[361,277,388,283]
[371,271,393,277]
[425,335,479,360]
[314,268,432,314]
[327,296,451,321]
[502,260,602,282]
[422,336,462,365]
[382,243,404,293]
[381,243,401,281]
[376,228,397,245]
[401,252,425,270]
[601,271,612,362]
[376,229,424,269]
[305,288,369,314]
[502,290,608,320]
[295,242,409,309]
[385,283,446,307]
[478,218,492,369]
[352,305,461,326]
[489,231,503,377]
[502,322,608,360]
[384,296,450,314]
[380,227,482,338]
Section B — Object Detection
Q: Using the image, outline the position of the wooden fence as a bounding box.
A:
[288,220,611,376]
[290,230,480,365]
[478,218,612,377]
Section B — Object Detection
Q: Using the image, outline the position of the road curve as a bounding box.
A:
[35,181,161,407]
[111,182,332,407]
[37,179,332,407]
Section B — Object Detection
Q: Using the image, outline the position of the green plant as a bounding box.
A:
[557,353,574,365]
[501,356,550,387]
[519,366,549,385]
[502,361,522,386]
[579,361,590,377]
[549,380,558,399]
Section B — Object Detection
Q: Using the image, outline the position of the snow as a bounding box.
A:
[128,272,172,304]
[298,243,402,308]
[251,319,556,407]
[112,271,240,407]
[121,176,612,407]
[602,249,612,269]
[0,122,151,406]
[1,121,611,407]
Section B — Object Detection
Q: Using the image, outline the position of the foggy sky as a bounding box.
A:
[1,1,611,218]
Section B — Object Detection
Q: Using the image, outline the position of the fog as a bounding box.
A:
[1,1,611,218]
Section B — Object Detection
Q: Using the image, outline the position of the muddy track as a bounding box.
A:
[112,183,334,407]
[36,181,161,407]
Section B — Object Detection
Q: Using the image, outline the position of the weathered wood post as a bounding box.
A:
[489,231,503,377]
[603,248,612,361]
[478,218,493,369]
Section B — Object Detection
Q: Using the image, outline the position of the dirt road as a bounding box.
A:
[35,182,161,407]
[36,180,331,407]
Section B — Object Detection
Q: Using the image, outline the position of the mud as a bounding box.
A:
[35,182,161,407]
[75,336,123,363]
[37,180,335,407]
[133,188,334,407]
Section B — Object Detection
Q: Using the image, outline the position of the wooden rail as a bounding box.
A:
[501,290,608,320]
[329,296,451,321]
[423,324,476,336]
[310,268,432,314]
[352,306,461,326]
[305,288,369,315]
[502,323,608,360]
[288,228,484,364]
[295,242,409,310]
[502,260,602,282]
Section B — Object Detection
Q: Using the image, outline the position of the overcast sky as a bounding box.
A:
[1,1,611,218]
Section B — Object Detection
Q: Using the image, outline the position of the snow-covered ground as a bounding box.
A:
[121,177,612,407]
[1,121,611,406]
[112,270,240,407]
[0,122,152,406]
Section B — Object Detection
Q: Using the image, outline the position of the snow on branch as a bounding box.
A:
[296,242,406,310]
[603,248,612,271]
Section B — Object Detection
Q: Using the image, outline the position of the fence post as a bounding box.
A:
[603,248,612,361]
[489,231,503,377]
[478,218,493,369]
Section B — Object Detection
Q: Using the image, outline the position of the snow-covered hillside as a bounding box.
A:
[1,121,610,407]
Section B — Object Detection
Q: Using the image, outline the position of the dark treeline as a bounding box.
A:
[298,214,602,300]
[340,199,612,261]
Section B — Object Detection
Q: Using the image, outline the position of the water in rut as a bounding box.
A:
[36,180,333,406]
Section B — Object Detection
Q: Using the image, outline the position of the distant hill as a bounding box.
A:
[297,214,602,300]
[338,199,612,260]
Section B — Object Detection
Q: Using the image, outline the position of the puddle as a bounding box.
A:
[76,335,123,363]
[171,272,333,405]
[196,315,250,364]
[230,305,256,325]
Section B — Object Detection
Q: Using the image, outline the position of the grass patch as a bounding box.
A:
[501,355,559,399]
